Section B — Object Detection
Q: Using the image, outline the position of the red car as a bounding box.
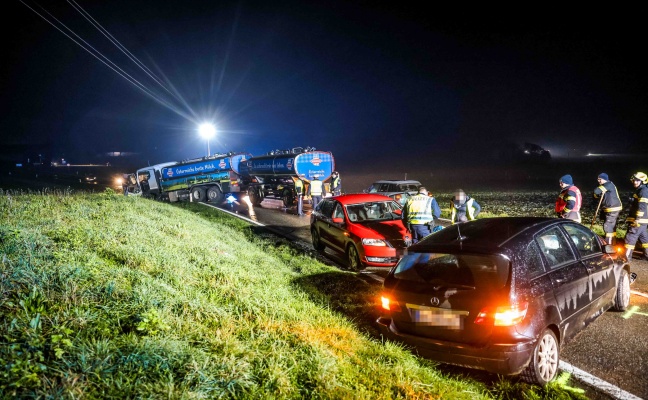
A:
[310,194,412,270]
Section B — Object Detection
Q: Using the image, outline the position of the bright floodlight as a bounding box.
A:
[198,123,216,156]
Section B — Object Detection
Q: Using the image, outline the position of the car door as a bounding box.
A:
[315,199,336,246]
[535,226,591,340]
[322,202,348,253]
[562,223,616,318]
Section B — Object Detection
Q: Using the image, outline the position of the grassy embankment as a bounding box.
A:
[1,189,589,399]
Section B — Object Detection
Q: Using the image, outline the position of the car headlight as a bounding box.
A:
[362,238,388,246]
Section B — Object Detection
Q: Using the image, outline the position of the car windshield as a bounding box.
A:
[392,253,510,289]
[345,201,401,222]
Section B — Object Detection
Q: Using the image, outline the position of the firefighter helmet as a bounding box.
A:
[631,172,648,184]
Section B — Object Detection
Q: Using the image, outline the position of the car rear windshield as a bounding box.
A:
[392,253,510,289]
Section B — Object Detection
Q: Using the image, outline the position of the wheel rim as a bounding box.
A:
[348,246,359,270]
[536,333,558,382]
[621,272,630,306]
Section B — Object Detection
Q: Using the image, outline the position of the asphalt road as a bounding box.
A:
[214,197,648,400]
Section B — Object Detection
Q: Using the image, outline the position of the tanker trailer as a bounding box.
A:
[136,152,251,203]
[239,147,335,206]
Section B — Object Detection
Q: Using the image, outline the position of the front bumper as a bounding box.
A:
[376,317,536,375]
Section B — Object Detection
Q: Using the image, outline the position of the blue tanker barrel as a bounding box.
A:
[162,157,232,179]
[240,151,334,182]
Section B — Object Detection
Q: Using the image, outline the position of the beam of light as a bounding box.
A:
[18,0,196,123]
[67,0,176,100]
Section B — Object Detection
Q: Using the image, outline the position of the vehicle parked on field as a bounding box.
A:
[310,194,412,270]
[377,217,632,386]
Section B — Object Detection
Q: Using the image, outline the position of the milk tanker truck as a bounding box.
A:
[239,147,335,206]
[134,147,335,207]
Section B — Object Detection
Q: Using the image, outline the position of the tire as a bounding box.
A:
[520,329,559,386]
[248,187,263,206]
[311,228,326,253]
[191,187,207,202]
[346,244,365,271]
[207,186,223,203]
[613,269,631,311]
[283,189,295,207]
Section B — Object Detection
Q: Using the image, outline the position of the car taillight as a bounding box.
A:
[474,302,528,326]
[380,296,402,312]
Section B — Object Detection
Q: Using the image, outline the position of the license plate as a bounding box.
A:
[406,304,469,329]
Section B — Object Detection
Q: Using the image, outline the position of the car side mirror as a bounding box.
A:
[604,244,617,254]
[332,217,344,224]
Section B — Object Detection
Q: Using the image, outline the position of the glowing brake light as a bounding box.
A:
[474,302,528,326]
[380,296,401,312]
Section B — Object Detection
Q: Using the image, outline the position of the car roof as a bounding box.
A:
[330,193,396,204]
[412,217,566,251]
[372,180,421,184]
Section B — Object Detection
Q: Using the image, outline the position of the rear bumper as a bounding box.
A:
[376,317,535,375]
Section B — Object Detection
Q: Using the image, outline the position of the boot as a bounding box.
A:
[625,248,634,260]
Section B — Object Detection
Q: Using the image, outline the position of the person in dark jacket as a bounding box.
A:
[555,174,582,222]
[331,171,342,196]
[140,176,151,198]
[624,172,648,260]
[450,189,481,224]
[593,173,622,244]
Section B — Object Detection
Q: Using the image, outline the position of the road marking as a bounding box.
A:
[559,361,643,400]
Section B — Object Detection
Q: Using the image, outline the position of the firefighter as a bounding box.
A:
[593,173,622,244]
[331,171,342,196]
[450,189,481,224]
[294,176,305,216]
[555,174,582,222]
[307,176,325,210]
[624,172,648,260]
[403,186,440,243]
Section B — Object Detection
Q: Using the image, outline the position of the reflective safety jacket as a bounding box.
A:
[451,196,481,223]
[626,184,648,225]
[405,194,440,225]
[308,180,324,196]
[294,178,304,195]
[555,185,582,216]
[594,181,622,213]
[332,176,341,192]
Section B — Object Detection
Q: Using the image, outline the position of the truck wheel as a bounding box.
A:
[613,269,630,311]
[283,189,295,207]
[311,228,325,253]
[520,328,559,386]
[346,244,365,271]
[207,186,223,203]
[248,188,263,206]
[191,187,207,202]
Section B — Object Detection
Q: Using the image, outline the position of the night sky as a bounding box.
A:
[3,1,648,177]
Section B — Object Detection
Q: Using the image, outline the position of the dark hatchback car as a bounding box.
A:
[377,217,631,385]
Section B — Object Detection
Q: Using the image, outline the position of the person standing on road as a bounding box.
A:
[331,171,342,196]
[403,186,441,243]
[555,174,582,222]
[307,176,325,210]
[122,173,130,196]
[450,189,481,224]
[594,173,622,244]
[294,176,305,216]
[624,172,648,260]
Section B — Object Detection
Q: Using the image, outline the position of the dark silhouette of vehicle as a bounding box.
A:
[377,217,631,385]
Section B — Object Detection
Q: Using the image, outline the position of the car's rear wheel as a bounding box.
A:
[346,244,365,271]
[613,269,631,311]
[311,229,325,253]
[521,328,559,386]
